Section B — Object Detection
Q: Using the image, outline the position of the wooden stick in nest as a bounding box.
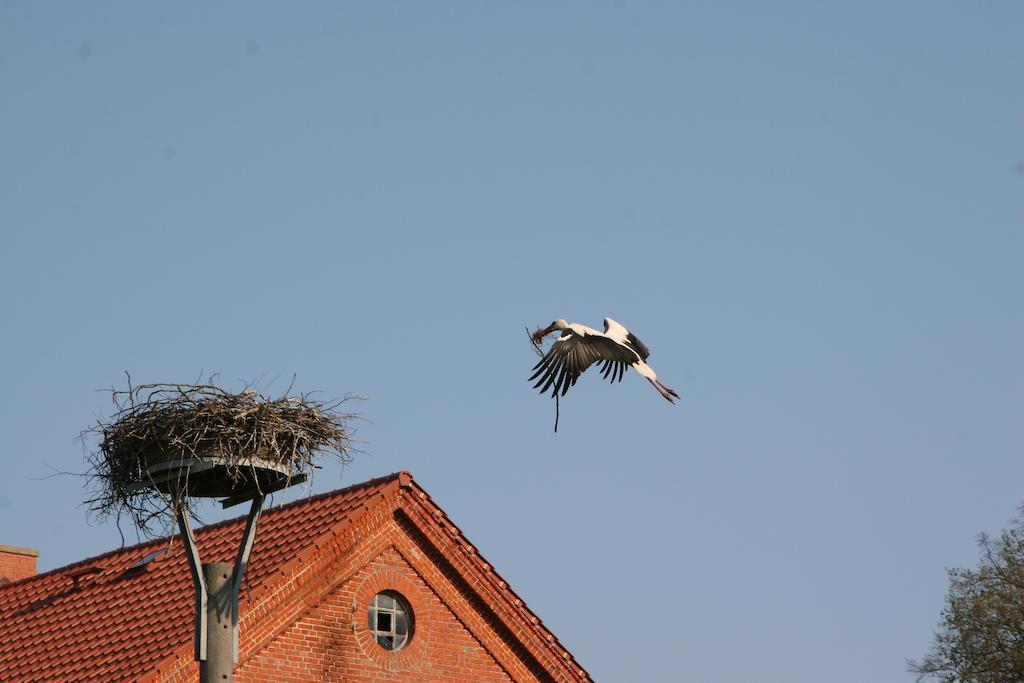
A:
[526,327,560,433]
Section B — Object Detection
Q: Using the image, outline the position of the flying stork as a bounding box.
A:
[530,318,680,403]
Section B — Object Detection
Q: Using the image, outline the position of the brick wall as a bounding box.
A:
[0,545,38,584]
[235,545,512,682]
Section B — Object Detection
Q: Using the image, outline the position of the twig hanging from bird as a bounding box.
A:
[526,327,561,432]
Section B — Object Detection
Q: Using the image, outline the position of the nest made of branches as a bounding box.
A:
[84,381,359,537]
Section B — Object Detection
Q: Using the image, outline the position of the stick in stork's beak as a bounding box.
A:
[532,324,556,345]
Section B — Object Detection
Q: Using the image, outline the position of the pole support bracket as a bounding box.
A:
[175,494,265,663]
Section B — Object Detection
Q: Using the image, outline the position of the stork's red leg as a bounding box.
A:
[647,378,676,404]
[656,379,679,399]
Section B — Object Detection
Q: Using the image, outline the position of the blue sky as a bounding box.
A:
[1,2,1022,681]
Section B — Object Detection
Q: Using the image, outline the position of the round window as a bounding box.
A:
[368,591,413,651]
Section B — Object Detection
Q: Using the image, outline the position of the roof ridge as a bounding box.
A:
[193,470,407,534]
[0,471,408,591]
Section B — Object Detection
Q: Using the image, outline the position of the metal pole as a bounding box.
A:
[201,563,234,683]
[230,495,264,662]
[176,502,207,661]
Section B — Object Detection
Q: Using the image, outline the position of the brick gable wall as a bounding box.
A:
[236,546,511,682]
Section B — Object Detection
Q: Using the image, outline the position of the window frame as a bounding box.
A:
[368,590,413,651]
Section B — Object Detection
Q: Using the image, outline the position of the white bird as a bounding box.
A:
[530,317,680,403]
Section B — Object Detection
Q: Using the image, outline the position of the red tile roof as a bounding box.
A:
[0,473,398,683]
[0,471,591,683]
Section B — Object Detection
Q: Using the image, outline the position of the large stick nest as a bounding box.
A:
[84,381,358,537]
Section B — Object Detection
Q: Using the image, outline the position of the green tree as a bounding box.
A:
[910,511,1024,682]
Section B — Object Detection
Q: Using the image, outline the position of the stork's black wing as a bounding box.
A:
[625,331,650,361]
[598,358,629,384]
[529,330,638,398]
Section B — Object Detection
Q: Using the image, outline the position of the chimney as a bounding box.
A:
[0,545,39,584]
